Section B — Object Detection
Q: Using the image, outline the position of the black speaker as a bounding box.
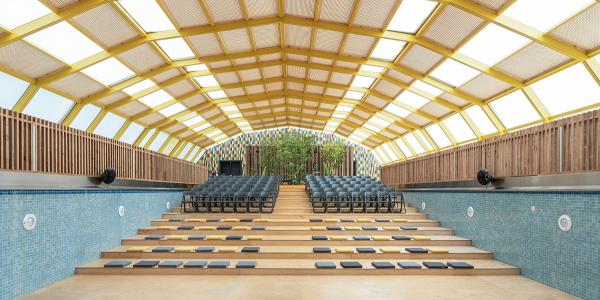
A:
[476,169,493,186]
[100,168,117,184]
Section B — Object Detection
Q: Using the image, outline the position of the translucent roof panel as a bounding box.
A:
[351,75,376,88]
[161,138,180,155]
[119,122,145,144]
[139,128,156,147]
[94,112,126,138]
[148,131,169,151]
[395,138,413,157]
[158,103,186,117]
[25,22,102,64]
[23,89,73,123]
[360,65,385,73]
[192,122,211,132]
[123,79,156,95]
[207,90,227,99]
[344,91,365,100]
[387,0,438,33]
[139,90,172,107]
[415,130,433,151]
[501,0,594,32]
[381,143,400,161]
[396,90,429,109]
[442,114,476,143]
[0,0,51,29]
[81,58,135,86]
[458,23,530,66]
[490,90,541,129]
[371,38,406,61]
[410,80,443,97]
[185,64,208,72]
[465,106,497,135]
[156,38,195,61]
[183,115,206,127]
[187,146,201,161]
[425,123,452,148]
[429,59,481,87]
[404,133,425,154]
[70,105,101,131]
[194,75,219,87]
[384,103,411,118]
[373,147,387,164]
[0,72,29,109]
[177,143,193,159]
[531,64,600,116]
[118,0,176,32]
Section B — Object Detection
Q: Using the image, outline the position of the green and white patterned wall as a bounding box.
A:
[199,127,380,178]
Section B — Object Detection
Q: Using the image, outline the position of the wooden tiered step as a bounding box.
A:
[76,185,519,275]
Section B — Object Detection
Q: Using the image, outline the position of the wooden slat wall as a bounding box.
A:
[381,110,600,187]
[0,108,208,185]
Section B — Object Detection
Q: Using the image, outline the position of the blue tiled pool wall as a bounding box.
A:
[404,191,600,300]
[0,189,183,300]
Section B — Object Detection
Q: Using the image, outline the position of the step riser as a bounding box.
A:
[138,230,454,236]
[164,214,428,219]
[121,240,472,247]
[101,253,493,260]
[151,222,440,227]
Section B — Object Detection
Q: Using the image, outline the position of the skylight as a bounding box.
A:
[148,131,169,151]
[139,128,156,147]
[207,90,227,99]
[349,130,369,143]
[364,123,381,133]
[415,130,433,150]
[221,105,239,113]
[425,124,452,148]
[22,89,73,123]
[119,122,145,144]
[158,103,186,117]
[138,90,172,107]
[410,80,443,97]
[332,113,347,119]
[344,91,365,100]
[336,105,353,113]
[0,0,51,29]
[94,112,126,138]
[501,0,593,32]
[381,143,400,161]
[384,103,411,118]
[81,58,135,86]
[228,113,242,119]
[194,75,219,87]
[368,115,391,128]
[351,75,376,88]
[373,147,388,164]
[371,38,406,61]
[156,38,195,61]
[465,106,497,135]
[183,116,206,127]
[490,90,541,128]
[185,64,209,72]
[430,59,480,87]
[442,114,476,142]
[118,0,176,32]
[193,122,211,132]
[404,133,425,154]
[25,22,102,64]
[123,79,156,95]
[70,105,101,131]
[395,138,413,157]
[387,0,438,33]
[360,65,385,73]
[530,63,600,116]
[395,90,429,109]
[458,23,529,66]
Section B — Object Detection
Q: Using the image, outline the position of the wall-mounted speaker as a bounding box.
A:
[476,169,493,186]
[100,168,117,185]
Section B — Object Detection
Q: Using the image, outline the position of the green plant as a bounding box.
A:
[322,141,346,176]
[258,131,315,183]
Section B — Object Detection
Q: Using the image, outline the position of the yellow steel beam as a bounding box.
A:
[522,86,551,122]
[12,85,40,112]
[86,110,107,133]
[133,128,151,147]
[113,120,131,141]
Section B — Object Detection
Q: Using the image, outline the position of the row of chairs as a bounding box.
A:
[306,176,405,213]
[181,176,280,213]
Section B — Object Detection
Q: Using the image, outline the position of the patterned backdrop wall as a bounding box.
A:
[199,127,380,179]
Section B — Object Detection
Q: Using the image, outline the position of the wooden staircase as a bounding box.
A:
[76,185,519,275]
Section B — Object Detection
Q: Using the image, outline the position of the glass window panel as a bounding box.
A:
[25,22,102,64]
[118,0,175,32]
[344,91,365,100]
[382,143,399,161]
[81,58,135,86]
[490,90,540,128]
[70,104,101,131]
[359,65,385,73]
[193,75,219,87]
[161,138,179,154]
[185,64,208,72]
[410,80,443,96]
[123,79,156,95]
[207,90,227,99]
[384,103,411,118]
[405,133,425,154]
[183,115,206,127]
[395,138,413,157]
[119,122,144,144]
[351,75,376,88]
[156,38,195,61]
[458,23,529,66]
[0,72,29,109]
[0,0,51,29]
[192,122,211,132]
[501,0,593,32]
[187,146,201,161]
[138,90,172,107]
[373,147,387,164]
[425,123,452,148]
[396,90,429,109]
[442,114,476,142]
[23,89,73,123]
[158,103,186,117]
[387,0,438,33]
[148,131,168,151]
[465,106,497,135]
[371,38,406,61]
[429,59,481,87]
[531,64,600,116]
[139,128,156,147]
[177,143,193,159]
[93,112,126,138]
[415,130,433,151]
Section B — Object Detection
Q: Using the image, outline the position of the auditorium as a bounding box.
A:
[1,0,599,299]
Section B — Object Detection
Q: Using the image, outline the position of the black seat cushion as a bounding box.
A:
[371,262,395,269]
[159,261,183,268]
[326,226,342,230]
[313,247,332,253]
[236,261,257,268]
[398,262,421,269]
[184,261,207,268]
[195,246,216,252]
[144,235,164,240]
[241,246,260,253]
[177,225,195,230]
[375,219,390,222]
[341,219,355,222]
[315,262,336,269]
[405,247,428,253]
[447,262,474,269]
[188,235,206,240]
[312,235,329,240]
[168,218,184,222]
[423,262,448,269]
[251,226,266,230]
[152,246,174,253]
[392,235,411,240]
[361,226,378,231]
[240,218,254,222]
[133,260,160,268]
[226,235,243,240]
[340,261,362,268]
[310,218,323,222]
[207,261,230,268]
[353,235,371,241]
[217,226,232,230]
[401,226,417,230]
[104,260,131,268]
[356,247,376,253]
[206,219,221,222]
